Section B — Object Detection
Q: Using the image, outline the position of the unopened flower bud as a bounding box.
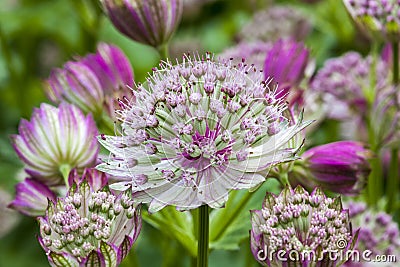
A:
[101,0,183,48]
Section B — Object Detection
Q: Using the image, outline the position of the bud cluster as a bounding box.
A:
[38,179,141,266]
[251,186,357,266]
[310,52,387,120]
[343,201,400,266]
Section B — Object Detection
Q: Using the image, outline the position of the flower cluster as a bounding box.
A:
[251,186,357,266]
[310,51,399,147]
[343,0,400,41]
[11,103,98,186]
[98,53,311,212]
[101,0,183,49]
[343,201,400,266]
[238,6,311,42]
[310,51,388,120]
[38,172,141,267]
[45,43,134,119]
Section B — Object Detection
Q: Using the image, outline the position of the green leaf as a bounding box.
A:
[142,206,197,256]
[100,241,118,267]
[209,179,280,250]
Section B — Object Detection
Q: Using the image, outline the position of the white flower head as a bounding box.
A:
[97,53,311,212]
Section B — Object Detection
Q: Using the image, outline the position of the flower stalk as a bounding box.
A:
[98,111,116,135]
[59,164,72,187]
[387,41,399,212]
[158,43,170,61]
[197,205,209,267]
[366,41,390,207]
[392,42,399,85]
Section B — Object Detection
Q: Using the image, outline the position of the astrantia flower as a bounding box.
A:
[11,103,99,186]
[289,141,371,195]
[343,0,400,41]
[343,201,400,266]
[8,178,56,216]
[46,43,134,118]
[310,52,388,120]
[238,6,311,42]
[251,186,358,267]
[97,53,311,212]
[38,171,141,267]
[310,51,399,146]
[101,0,183,49]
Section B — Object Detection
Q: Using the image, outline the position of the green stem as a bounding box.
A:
[387,149,399,213]
[364,44,379,206]
[366,41,379,104]
[366,101,382,206]
[367,156,382,207]
[158,43,170,61]
[98,112,115,135]
[366,104,383,207]
[59,164,72,186]
[197,205,209,267]
[191,257,197,267]
[386,41,399,212]
[392,42,399,85]
[279,172,290,186]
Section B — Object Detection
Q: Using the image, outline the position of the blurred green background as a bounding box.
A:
[0,0,372,266]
